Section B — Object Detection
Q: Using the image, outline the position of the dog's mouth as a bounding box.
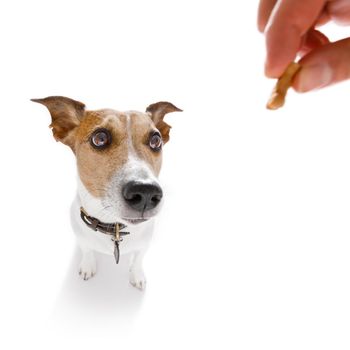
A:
[122,217,149,225]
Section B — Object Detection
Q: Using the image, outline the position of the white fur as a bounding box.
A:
[71,111,162,290]
[71,184,154,290]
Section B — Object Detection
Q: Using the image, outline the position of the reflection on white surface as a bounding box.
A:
[52,248,144,332]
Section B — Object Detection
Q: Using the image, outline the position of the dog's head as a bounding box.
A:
[32,96,182,225]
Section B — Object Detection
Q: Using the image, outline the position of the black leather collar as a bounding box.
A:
[80,207,129,238]
[80,207,130,264]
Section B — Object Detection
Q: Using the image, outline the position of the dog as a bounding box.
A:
[32,96,181,290]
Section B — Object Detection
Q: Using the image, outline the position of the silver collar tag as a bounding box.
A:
[113,223,122,264]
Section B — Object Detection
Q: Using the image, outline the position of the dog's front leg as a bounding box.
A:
[78,247,97,281]
[129,250,147,290]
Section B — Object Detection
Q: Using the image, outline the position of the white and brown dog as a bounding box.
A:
[32,96,181,290]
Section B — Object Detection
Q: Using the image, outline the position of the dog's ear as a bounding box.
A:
[146,102,182,143]
[31,96,85,149]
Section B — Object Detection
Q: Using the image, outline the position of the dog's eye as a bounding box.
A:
[149,132,162,151]
[90,129,111,149]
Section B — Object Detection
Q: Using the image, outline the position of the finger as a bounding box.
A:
[315,9,331,27]
[299,29,330,57]
[258,0,278,32]
[293,38,350,92]
[327,0,350,25]
[265,0,327,78]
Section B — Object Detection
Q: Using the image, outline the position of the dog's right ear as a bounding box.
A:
[31,96,85,149]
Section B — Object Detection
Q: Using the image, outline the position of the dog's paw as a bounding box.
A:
[79,253,97,281]
[129,269,146,291]
[79,267,96,281]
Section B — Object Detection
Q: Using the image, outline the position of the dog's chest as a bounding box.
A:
[80,224,152,255]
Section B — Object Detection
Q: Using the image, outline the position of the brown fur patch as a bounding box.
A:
[129,112,162,176]
[74,110,129,198]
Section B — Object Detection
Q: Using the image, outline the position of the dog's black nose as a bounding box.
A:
[122,181,163,212]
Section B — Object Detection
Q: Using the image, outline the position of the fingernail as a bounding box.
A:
[295,63,333,92]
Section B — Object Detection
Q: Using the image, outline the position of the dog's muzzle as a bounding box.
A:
[122,181,163,212]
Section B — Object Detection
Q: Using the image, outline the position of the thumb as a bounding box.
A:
[293,38,350,92]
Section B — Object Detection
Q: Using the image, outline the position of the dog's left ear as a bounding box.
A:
[146,102,182,143]
[31,96,85,150]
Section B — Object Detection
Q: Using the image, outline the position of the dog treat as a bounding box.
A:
[266,62,301,110]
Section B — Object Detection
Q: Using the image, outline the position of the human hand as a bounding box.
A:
[258,0,350,92]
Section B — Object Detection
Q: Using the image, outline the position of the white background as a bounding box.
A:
[1,0,350,349]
